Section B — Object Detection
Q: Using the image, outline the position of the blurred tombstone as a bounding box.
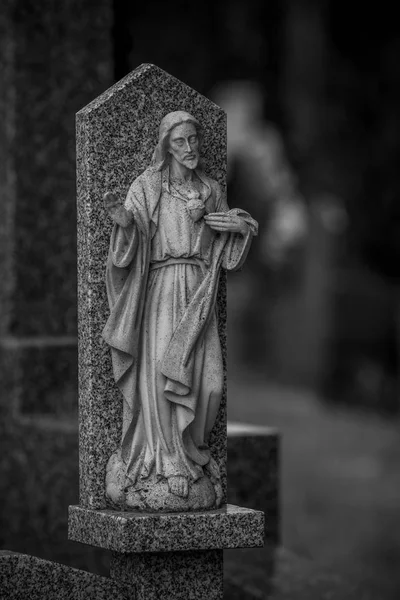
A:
[272,194,346,386]
[0,0,113,419]
[228,422,280,545]
[0,0,113,572]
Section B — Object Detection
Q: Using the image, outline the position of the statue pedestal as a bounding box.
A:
[68,504,264,600]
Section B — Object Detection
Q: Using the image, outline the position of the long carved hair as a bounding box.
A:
[151,111,204,171]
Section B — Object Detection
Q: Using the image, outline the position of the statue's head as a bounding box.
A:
[151,111,204,171]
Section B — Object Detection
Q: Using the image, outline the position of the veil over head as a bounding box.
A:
[151,111,204,171]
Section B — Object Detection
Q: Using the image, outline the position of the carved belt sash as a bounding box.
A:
[149,257,205,272]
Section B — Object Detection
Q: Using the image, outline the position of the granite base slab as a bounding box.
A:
[68,504,264,553]
[111,549,223,600]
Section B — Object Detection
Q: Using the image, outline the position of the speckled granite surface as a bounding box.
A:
[111,549,223,600]
[76,64,227,510]
[228,423,280,544]
[68,504,263,553]
[0,551,130,600]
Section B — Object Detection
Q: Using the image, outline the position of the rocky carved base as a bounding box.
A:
[105,450,223,512]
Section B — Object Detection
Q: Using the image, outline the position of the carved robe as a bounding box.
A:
[103,166,257,488]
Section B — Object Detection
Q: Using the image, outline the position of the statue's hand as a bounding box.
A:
[204,212,249,236]
[103,192,134,228]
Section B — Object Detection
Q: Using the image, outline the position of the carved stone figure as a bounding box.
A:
[103,111,258,511]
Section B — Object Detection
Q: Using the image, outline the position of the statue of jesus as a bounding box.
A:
[103,111,258,511]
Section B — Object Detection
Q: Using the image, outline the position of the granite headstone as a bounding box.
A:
[74,63,228,510]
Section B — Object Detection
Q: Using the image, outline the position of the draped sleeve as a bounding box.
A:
[102,168,162,400]
[212,181,258,271]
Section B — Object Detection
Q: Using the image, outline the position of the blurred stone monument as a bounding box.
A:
[68,63,264,599]
[0,0,113,421]
[0,0,114,571]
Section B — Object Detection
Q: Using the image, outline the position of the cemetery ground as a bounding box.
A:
[228,372,400,598]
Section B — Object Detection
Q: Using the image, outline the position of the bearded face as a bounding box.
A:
[167,122,200,171]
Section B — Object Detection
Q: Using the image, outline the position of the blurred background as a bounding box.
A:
[1,0,400,597]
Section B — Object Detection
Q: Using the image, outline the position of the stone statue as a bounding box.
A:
[103,111,258,511]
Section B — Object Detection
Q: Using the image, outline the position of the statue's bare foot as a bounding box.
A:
[168,476,189,498]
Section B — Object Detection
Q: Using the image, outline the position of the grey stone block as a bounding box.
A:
[0,0,113,423]
[228,422,280,544]
[0,551,130,600]
[68,504,264,553]
[0,0,113,338]
[111,549,223,600]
